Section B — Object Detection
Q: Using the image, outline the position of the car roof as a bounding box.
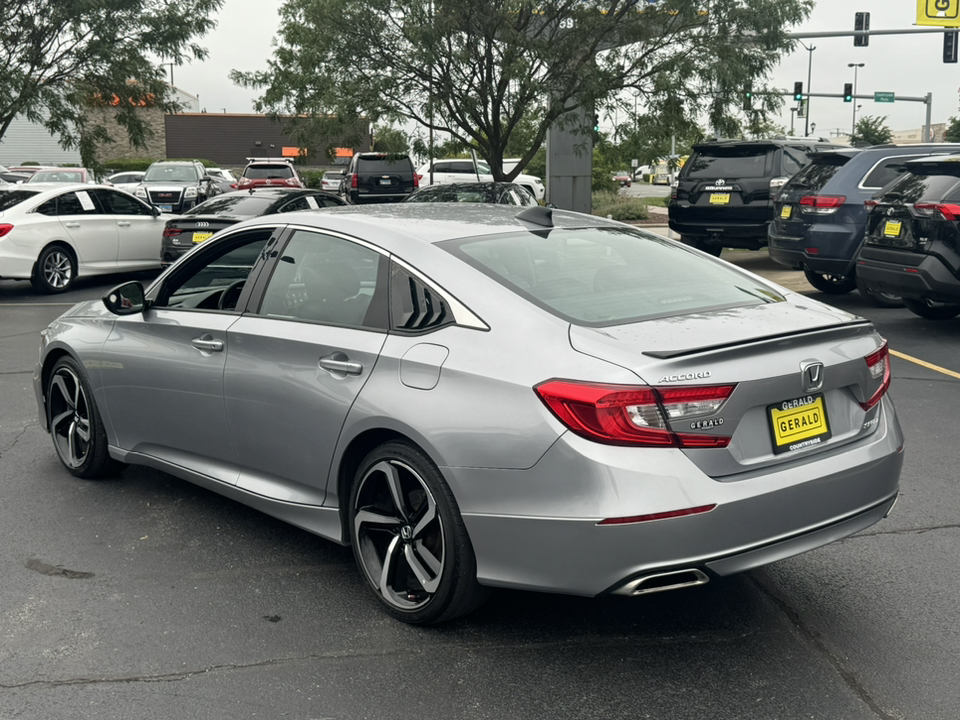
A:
[694,137,841,149]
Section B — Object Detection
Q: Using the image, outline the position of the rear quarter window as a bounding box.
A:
[784,154,851,193]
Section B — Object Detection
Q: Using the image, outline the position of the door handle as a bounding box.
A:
[64,222,81,228]
[319,355,363,376]
[117,221,131,227]
[191,335,224,353]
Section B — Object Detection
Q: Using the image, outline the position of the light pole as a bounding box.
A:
[799,40,815,137]
[160,62,174,86]
[848,62,865,137]
[790,106,797,134]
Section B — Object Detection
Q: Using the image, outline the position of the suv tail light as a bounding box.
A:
[799,195,846,214]
[162,228,183,237]
[913,202,960,221]
[535,380,734,448]
[414,172,419,189]
[0,224,13,238]
[351,173,358,189]
[769,176,789,194]
[238,177,252,187]
[861,341,891,411]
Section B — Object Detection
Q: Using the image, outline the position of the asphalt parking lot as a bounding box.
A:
[1,245,959,720]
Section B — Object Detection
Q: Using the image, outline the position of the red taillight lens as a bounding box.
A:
[162,227,183,237]
[800,195,846,213]
[0,224,13,238]
[413,173,419,188]
[861,341,891,411]
[351,173,358,189]
[229,183,237,189]
[416,173,423,183]
[598,504,717,526]
[914,202,960,221]
[238,178,251,186]
[535,380,734,448]
[864,199,878,209]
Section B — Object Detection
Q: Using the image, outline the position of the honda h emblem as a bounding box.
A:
[801,361,824,393]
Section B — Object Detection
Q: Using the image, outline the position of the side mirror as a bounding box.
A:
[151,204,161,216]
[103,281,146,315]
[544,202,559,209]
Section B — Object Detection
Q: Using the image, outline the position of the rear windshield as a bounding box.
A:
[683,147,772,179]
[784,154,851,193]
[185,195,275,216]
[444,228,783,326]
[358,156,411,173]
[880,166,960,203]
[244,164,294,179]
[0,190,40,211]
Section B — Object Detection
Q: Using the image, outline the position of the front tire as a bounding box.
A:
[348,441,489,624]
[32,244,76,294]
[804,269,857,294]
[46,356,126,478]
[903,298,960,320]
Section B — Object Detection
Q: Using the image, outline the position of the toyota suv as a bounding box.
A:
[134,160,220,213]
[237,158,305,190]
[769,143,960,305]
[668,137,842,255]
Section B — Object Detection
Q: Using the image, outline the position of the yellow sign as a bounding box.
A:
[192,232,214,244]
[709,193,730,205]
[883,220,902,238]
[917,0,960,26]
[780,205,792,219]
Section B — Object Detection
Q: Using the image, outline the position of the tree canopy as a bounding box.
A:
[233,0,812,180]
[1,0,222,169]
[850,115,893,147]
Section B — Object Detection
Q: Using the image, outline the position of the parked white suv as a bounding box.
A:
[416,158,545,201]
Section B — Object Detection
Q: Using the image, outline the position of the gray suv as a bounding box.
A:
[768,143,960,305]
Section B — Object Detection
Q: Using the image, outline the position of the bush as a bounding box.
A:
[592,193,649,222]
[101,158,158,172]
[300,170,325,188]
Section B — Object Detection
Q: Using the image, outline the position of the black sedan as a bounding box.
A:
[403,182,539,206]
[161,188,345,267]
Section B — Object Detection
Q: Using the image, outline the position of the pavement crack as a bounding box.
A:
[749,575,899,720]
[1,421,37,457]
[852,523,960,538]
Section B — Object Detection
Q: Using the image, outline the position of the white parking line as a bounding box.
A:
[890,349,960,381]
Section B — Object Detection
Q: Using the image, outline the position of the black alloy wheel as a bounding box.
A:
[46,356,126,478]
[903,298,960,320]
[349,441,489,624]
[803,269,857,295]
[33,244,76,294]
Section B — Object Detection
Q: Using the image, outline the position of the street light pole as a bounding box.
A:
[848,62,865,138]
[799,41,815,137]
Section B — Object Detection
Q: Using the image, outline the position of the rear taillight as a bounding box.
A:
[238,178,251,187]
[799,195,846,214]
[913,202,960,221]
[285,178,299,186]
[864,199,878,209]
[769,176,789,197]
[861,341,891,411]
[0,224,13,238]
[351,173,358,189]
[413,172,419,188]
[229,183,237,189]
[534,380,734,448]
[416,173,423,183]
[162,228,183,237]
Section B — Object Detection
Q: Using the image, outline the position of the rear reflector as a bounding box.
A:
[598,504,717,525]
[861,341,891,411]
[0,224,13,238]
[535,380,734,448]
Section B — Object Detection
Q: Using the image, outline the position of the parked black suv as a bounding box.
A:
[134,160,220,213]
[769,144,960,305]
[342,153,417,204]
[668,137,842,255]
[857,155,960,320]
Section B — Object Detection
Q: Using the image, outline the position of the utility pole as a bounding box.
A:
[797,41,815,137]
[847,63,864,137]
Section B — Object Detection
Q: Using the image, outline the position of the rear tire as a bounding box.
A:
[903,298,960,320]
[348,441,490,624]
[855,275,904,308]
[803,269,856,294]
[32,244,76,294]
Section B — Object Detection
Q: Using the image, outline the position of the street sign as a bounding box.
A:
[917,0,960,27]
[631,158,639,168]
[874,91,896,103]
[797,99,807,118]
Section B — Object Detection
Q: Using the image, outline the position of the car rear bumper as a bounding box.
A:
[857,248,960,303]
[452,395,903,596]
[0,249,37,280]
[768,224,860,275]
[668,213,770,248]
[161,246,191,267]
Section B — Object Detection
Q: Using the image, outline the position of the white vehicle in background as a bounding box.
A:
[417,158,545,201]
[104,171,146,193]
[321,169,345,192]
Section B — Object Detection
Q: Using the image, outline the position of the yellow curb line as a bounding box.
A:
[890,349,960,381]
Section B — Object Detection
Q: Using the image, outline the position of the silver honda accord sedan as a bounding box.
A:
[34,204,904,624]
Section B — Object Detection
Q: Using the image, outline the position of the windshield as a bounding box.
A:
[186,195,275,216]
[144,165,200,183]
[27,170,86,183]
[683,147,772,179]
[444,228,783,326]
[0,190,40,211]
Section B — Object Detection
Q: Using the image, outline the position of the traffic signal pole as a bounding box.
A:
[775,91,934,141]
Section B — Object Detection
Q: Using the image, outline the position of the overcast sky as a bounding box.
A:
[181,0,960,138]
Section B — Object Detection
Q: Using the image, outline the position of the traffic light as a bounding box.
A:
[743,84,753,111]
[945,30,958,63]
[793,82,803,101]
[854,12,870,47]
[843,83,853,102]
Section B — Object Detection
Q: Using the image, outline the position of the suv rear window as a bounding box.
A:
[683,147,772,179]
[444,228,782,326]
[880,164,960,203]
[358,156,412,173]
[244,164,295,179]
[784,153,852,193]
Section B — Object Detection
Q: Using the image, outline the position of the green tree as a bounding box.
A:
[1,0,222,170]
[944,116,960,143]
[232,0,812,181]
[850,115,893,146]
[372,125,411,153]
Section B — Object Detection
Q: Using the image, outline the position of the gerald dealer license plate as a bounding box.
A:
[768,394,831,454]
[709,193,730,205]
[780,205,792,219]
[883,220,902,238]
[192,232,213,244]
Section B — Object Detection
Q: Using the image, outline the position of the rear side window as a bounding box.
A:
[881,167,960,203]
[784,154,851,193]
[860,155,925,189]
[0,190,40,211]
[444,228,784,326]
[682,147,772,179]
[244,164,294,179]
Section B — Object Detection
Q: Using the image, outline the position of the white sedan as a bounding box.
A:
[0,183,167,293]
[416,159,545,200]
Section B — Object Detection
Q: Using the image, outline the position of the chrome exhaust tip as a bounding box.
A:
[613,568,710,597]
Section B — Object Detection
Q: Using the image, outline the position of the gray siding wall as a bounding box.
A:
[0,116,82,166]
